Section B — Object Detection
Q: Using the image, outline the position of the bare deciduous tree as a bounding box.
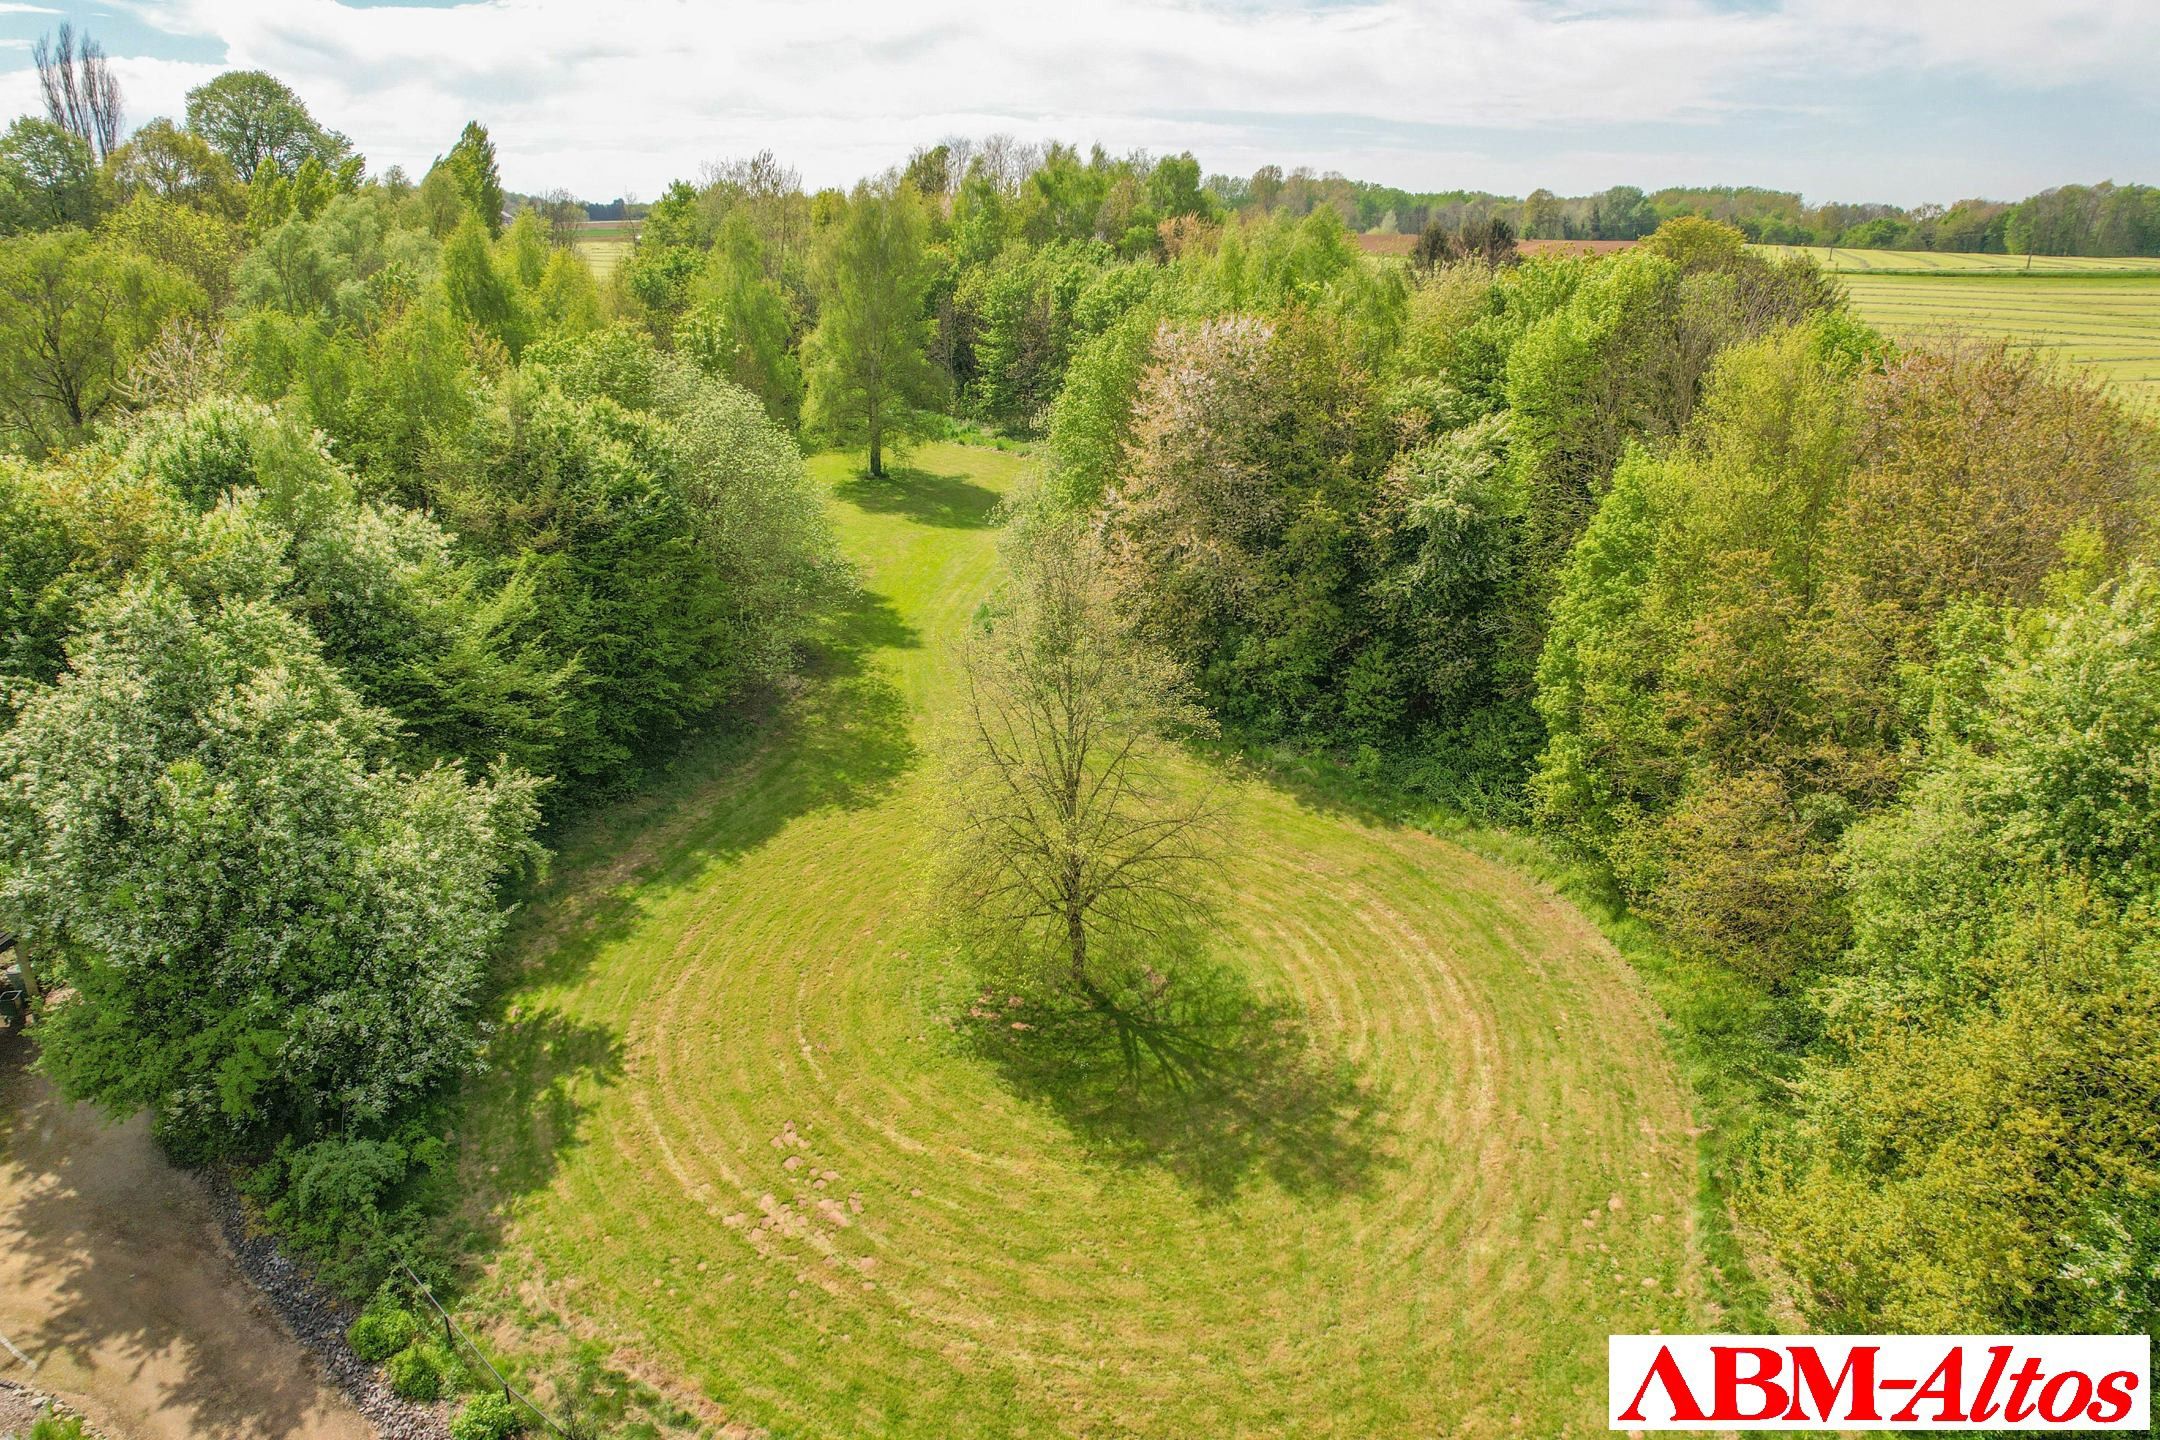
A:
[940,520,1224,1006]
[119,318,232,411]
[35,24,123,162]
[538,187,585,248]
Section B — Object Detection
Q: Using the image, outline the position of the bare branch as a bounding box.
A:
[938,519,1224,1003]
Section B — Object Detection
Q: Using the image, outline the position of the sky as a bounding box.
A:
[0,0,2154,207]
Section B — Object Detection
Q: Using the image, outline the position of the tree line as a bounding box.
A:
[1216,171,2160,256]
[1015,213,2159,1335]
[0,58,836,1306]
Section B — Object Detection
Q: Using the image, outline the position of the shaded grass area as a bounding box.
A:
[449,441,1723,1439]
[831,465,1004,528]
[952,956,1396,1206]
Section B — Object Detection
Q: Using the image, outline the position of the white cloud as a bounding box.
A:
[90,0,1782,192]
[11,0,2156,200]
[1788,0,2160,89]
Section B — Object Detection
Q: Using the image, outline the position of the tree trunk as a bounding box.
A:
[1067,904,1089,996]
[14,939,40,1004]
[869,427,883,478]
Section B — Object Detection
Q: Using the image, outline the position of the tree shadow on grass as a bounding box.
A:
[782,583,924,810]
[833,465,1004,529]
[456,1007,626,1203]
[956,960,1396,1205]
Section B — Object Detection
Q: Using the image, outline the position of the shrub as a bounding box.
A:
[29,1409,87,1440]
[387,1342,444,1401]
[346,1297,418,1362]
[449,1392,527,1440]
[7,581,545,1168]
[244,1126,452,1297]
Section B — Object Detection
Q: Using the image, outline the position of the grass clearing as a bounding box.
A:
[574,221,635,281]
[451,442,1723,1437]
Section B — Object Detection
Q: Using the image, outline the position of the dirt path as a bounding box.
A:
[0,1033,374,1440]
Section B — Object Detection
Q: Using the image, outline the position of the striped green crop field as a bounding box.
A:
[1832,272,2160,408]
[1756,245,2160,276]
[574,220,635,280]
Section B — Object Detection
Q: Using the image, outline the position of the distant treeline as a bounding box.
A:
[578,196,646,222]
[553,168,2160,259]
[1207,173,2160,257]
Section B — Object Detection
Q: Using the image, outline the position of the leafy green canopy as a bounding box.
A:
[183,70,355,181]
[1533,332,2151,985]
[1756,567,2160,1334]
[0,229,204,453]
[430,345,832,790]
[803,183,945,476]
[1,578,541,1157]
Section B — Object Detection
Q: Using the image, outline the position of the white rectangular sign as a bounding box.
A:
[1609,1335,2150,1430]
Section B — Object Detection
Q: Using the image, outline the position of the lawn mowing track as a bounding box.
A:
[455,442,1718,1439]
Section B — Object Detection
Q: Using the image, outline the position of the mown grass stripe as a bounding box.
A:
[455,442,1714,1438]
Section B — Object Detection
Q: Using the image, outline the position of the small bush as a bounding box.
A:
[29,1408,87,1440]
[449,1392,527,1440]
[387,1342,444,1401]
[347,1298,419,1362]
[241,1120,455,1299]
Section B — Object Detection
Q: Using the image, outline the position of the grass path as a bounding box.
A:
[456,443,1715,1437]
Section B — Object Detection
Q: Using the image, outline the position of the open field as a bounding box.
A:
[1355,230,1418,256]
[1747,246,2160,407]
[452,443,1721,1438]
[1355,233,1635,259]
[574,220,635,280]
[1831,272,2160,408]
[1757,244,2160,275]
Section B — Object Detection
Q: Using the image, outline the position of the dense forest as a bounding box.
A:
[0,44,2155,1427]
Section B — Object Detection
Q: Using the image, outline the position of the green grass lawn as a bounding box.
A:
[451,442,1719,1438]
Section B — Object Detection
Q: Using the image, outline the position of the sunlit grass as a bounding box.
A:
[1830,272,2160,409]
[572,222,634,281]
[451,442,1718,1438]
[1756,245,2160,276]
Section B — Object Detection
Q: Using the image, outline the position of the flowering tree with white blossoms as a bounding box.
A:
[0,576,542,1156]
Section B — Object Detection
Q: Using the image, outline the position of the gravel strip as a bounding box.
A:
[202,1173,451,1440]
